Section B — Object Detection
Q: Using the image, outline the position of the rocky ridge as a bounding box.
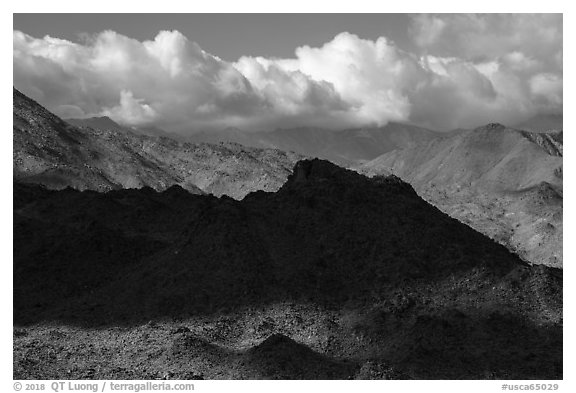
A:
[14,159,562,379]
[14,88,303,199]
[360,123,563,267]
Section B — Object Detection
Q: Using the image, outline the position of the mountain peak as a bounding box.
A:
[481,122,506,131]
[288,159,343,183]
[65,115,123,131]
[92,115,115,122]
[284,159,365,188]
[286,158,415,191]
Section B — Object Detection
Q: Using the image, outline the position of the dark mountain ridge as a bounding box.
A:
[14,159,562,379]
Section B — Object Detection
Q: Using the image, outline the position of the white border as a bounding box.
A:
[3,3,572,391]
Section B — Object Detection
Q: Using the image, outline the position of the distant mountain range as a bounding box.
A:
[513,114,563,133]
[186,123,446,167]
[66,119,448,168]
[66,111,563,171]
[66,116,182,139]
[14,88,303,199]
[106,113,562,169]
[360,123,563,267]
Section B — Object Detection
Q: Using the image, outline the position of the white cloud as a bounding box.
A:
[251,32,423,125]
[13,14,562,132]
[14,29,353,131]
[101,90,158,125]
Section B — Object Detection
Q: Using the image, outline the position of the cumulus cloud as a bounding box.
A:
[13,14,562,132]
[14,29,268,131]
[101,90,158,125]
[239,33,424,125]
[404,14,562,129]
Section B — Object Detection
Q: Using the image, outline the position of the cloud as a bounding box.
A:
[409,14,562,63]
[406,14,562,129]
[13,14,562,132]
[529,73,563,108]
[240,32,424,125]
[101,90,158,125]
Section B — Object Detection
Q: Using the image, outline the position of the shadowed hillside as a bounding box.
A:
[14,160,562,379]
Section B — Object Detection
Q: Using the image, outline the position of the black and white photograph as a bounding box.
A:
[8,6,569,387]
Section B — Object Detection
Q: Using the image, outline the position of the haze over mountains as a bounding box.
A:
[66,113,563,170]
[69,115,447,168]
[186,123,445,167]
[513,114,563,133]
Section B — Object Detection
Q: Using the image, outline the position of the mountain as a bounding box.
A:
[360,123,563,267]
[66,116,126,133]
[14,160,561,379]
[66,116,183,140]
[187,123,446,167]
[514,114,563,133]
[14,88,303,199]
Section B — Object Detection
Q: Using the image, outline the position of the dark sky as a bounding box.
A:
[13,13,417,61]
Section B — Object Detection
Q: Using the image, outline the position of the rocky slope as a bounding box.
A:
[187,123,445,167]
[360,123,563,267]
[14,160,562,379]
[14,88,303,199]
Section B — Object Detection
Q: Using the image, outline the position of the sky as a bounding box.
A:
[13,14,563,133]
[13,14,418,62]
